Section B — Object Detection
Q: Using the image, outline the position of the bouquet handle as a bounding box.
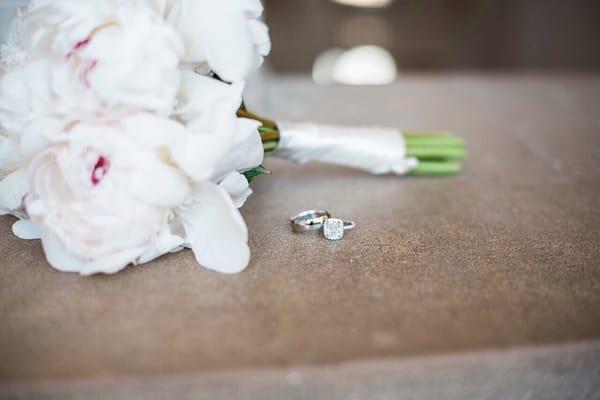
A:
[275,122,418,175]
[238,109,465,176]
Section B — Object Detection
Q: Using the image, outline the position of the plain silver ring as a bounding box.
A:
[290,209,331,232]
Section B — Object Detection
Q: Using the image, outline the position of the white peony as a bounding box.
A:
[0,0,185,215]
[148,0,271,82]
[26,118,189,274]
[0,0,269,275]
[1,0,183,127]
[25,112,255,275]
[0,61,62,218]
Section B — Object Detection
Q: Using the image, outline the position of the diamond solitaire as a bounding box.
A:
[323,218,345,240]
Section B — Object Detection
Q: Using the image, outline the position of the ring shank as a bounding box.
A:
[343,221,356,230]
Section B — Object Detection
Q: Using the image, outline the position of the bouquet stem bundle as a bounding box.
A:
[404,132,465,176]
[240,109,465,177]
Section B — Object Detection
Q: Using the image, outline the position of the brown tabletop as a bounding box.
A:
[1,74,599,395]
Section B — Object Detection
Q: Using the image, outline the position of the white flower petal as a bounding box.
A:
[130,153,190,208]
[177,181,250,274]
[12,219,41,240]
[42,229,146,275]
[0,60,53,137]
[136,222,185,264]
[41,229,88,273]
[0,9,29,72]
[166,0,269,82]
[12,1,183,119]
[146,0,177,15]
[0,168,28,214]
[20,117,66,156]
[248,20,271,57]
[82,248,149,276]
[0,134,21,173]
[211,117,263,180]
[219,171,253,209]
[177,71,244,129]
[121,113,234,182]
[237,0,264,18]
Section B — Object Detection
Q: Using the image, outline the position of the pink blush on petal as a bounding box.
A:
[91,156,110,186]
[82,59,98,87]
[66,37,91,59]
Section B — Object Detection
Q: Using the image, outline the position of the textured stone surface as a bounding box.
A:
[0,75,599,390]
[2,341,599,399]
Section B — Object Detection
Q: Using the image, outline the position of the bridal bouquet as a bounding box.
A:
[0,0,465,275]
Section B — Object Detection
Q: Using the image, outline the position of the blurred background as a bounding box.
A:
[263,0,600,85]
[1,0,600,85]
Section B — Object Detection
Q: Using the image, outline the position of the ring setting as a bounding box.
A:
[290,210,356,240]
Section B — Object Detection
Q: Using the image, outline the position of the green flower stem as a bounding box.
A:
[406,146,466,161]
[405,134,464,148]
[237,109,278,131]
[243,165,271,183]
[405,131,465,174]
[405,131,457,138]
[262,141,279,153]
[258,126,280,142]
[410,161,462,176]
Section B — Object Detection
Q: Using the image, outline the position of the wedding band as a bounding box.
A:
[290,209,331,232]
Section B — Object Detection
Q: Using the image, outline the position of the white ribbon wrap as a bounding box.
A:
[275,122,418,175]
